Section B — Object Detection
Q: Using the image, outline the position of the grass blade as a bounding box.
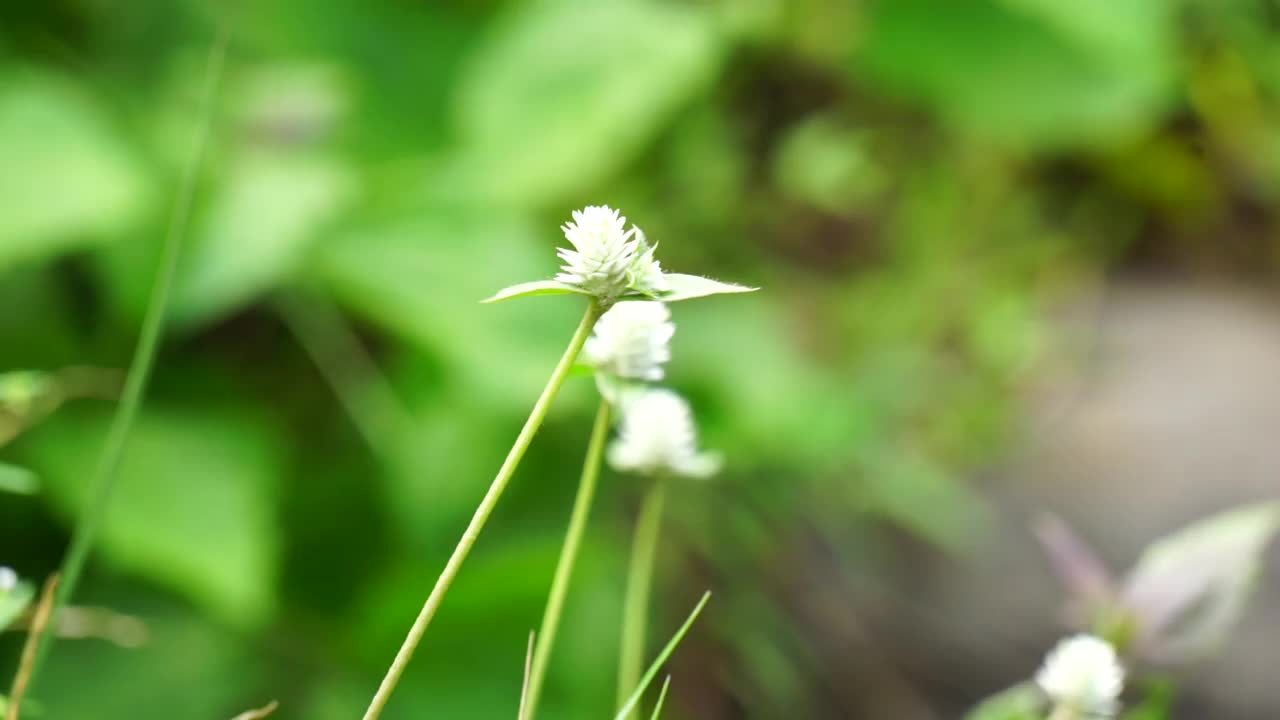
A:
[614,591,710,720]
[648,676,671,720]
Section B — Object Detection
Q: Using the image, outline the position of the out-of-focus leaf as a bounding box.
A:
[654,274,758,303]
[172,151,354,325]
[0,70,151,268]
[25,407,283,626]
[858,0,1174,146]
[862,451,989,550]
[453,0,723,206]
[481,280,588,304]
[0,461,38,494]
[963,682,1042,720]
[35,600,253,718]
[0,573,35,631]
[1121,501,1280,660]
[310,208,581,403]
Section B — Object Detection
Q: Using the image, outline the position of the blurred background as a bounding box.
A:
[2,0,1280,718]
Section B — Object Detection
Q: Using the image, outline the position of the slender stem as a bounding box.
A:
[6,574,59,720]
[1046,706,1079,720]
[526,396,612,719]
[362,302,602,720]
[275,291,412,461]
[27,25,229,683]
[616,479,668,717]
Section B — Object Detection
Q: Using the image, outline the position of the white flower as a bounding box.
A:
[584,301,675,381]
[555,206,667,300]
[1035,634,1125,716]
[609,388,721,479]
[0,566,16,594]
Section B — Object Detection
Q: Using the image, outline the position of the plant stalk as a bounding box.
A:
[526,396,612,719]
[1046,705,1079,720]
[616,479,668,718]
[362,301,602,720]
[27,25,229,684]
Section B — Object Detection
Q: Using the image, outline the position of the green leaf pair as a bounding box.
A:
[484,273,757,305]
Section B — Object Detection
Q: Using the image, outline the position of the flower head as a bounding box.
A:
[609,388,720,479]
[555,206,667,300]
[584,301,675,382]
[1035,634,1125,716]
[0,566,16,594]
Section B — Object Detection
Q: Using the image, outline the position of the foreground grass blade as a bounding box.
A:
[648,677,671,720]
[518,631,535,720]
[28,22,230,684]
[613,591,710,720]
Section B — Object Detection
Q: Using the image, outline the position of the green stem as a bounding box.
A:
[362,302,602,720]
[1046,706,1078,720]
[616,479,668,718]
[526,396,612,720]
[28,25,229,683]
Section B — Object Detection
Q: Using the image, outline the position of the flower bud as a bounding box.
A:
[1035,634,1125,716]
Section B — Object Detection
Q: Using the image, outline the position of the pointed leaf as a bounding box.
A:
[0,461,37,495]
[614,591,710,720]
[655,274,758,302]
[481,280,589,304]
[648,677,672,720]
[1121,501,1280,660]
[1034,513,1117,608]
[963,682,1043,720]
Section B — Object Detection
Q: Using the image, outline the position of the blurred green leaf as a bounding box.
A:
[0,70,151,269]
[24,407,283,626]
[963,682,1042,720]
[858,0,1174,146]
[453,0,724,206]
[481,280,588,304]
[0,574,35,631]
[0,461,38,494]
[311,208,581,402]
[1122,501,1280,661]
[172,151,354,325]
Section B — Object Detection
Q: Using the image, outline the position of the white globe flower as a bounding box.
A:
[555,206,667,300]
[608,388,721,479]
[584,301,675,382]
[1035,634,1125,716]
[0,566,16,594]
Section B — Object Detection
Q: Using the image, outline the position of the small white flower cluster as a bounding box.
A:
[0,566,17,594]
[584,301,674,382]
[555,206,668,301]
[582,271,719,480]
[609,389,720,479]
[1036,634,1125,716]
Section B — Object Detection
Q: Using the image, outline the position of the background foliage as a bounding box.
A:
[2,0,1280,718]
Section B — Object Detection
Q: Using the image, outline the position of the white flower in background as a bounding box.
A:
[0,566,16,594]
[584,301,675,381]
[555,206,667,300]
[1035,634,1125,716]
[609,388,721,479]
